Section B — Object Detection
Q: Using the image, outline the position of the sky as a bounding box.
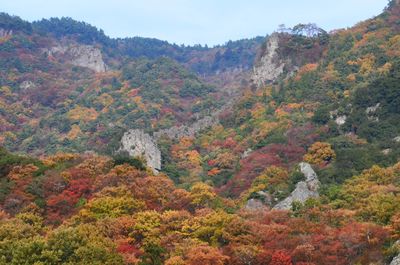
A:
[1,0,389,46]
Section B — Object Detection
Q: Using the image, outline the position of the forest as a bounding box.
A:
[0,0,400,264]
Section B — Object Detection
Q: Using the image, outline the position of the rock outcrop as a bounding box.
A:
[45,44,107,72]
[245,199,267,211]
[0,28,12,38]
[154,115,217,140]
[252,33,286,86]
[329,110,347,126]
[153,93,236,140]
[335,115,347,126]
[273,162,320,210]
[244,190,274,211]
[366,103,380,121]
[391,255,400,265]
[119,129,161,173]
[19,81,36,90]
[241,148,253,159]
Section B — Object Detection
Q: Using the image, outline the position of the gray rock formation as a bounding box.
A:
[252,33,286,86]
[153,93,237,140]
[19,81,36,90]
[154,116,217,140]
[241,148,253,159]
[366,103,380,121]
[394,136,400,143]
[390,241,400,265]
[329,110,347,126]
[245,199,267,211]
[119,129,161,174]
[335,115,347,126]
[45,44,107,72]
[391,255,400,265]
[273,162,320,210]
[0,28,12,38]
[382,149,392,155]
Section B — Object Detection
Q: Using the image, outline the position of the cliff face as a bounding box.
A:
[119,130,161,173]
[44,44,107,72]
[251,33,287,86]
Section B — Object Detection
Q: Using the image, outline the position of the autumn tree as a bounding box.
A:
[186,245,229,265]
[189,182,217,208]
[270,250,293,265]
[304,142,336,165]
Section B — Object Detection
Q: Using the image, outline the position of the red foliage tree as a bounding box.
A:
[270,251,293,265]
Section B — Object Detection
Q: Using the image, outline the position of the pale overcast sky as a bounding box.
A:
[1,0,389,46]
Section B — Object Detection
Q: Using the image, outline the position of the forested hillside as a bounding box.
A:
[0,1,400,264]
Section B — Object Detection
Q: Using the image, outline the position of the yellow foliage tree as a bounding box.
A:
[338,163,400,225]
[67,106,98,122]
[67,124,82,140]
[190,183,217,208]
[304,142,336,165]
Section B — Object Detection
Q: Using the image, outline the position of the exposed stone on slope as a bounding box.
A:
[0,28,12,38]
[241,148,253,159]
[252,33,286,86]
[153,93,237,140]
[382,149,392,155]
[329,110,347,126]
[119,129,161,174]
[390,241,400,265]
[394,136,400,142]
[245,199,267,211]
[154,116,217,140]
[273,162,320,210]
[335,115,347,126]
[44,44,107,72]
[391,255,400,265]
[19,81,36,90]
[366,103,380,121]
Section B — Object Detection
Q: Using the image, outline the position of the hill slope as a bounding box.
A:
[1,1,400,264]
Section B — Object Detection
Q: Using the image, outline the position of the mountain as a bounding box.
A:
[1,1,400,264]
[0,13,264,155]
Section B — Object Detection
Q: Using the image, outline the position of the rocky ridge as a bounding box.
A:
[153,116,217,140]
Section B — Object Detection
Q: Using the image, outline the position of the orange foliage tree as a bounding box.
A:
[304,142,335,165]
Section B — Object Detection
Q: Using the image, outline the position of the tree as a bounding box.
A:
[139,243,165,265]
[79,186,145,220]
[270,251,293,265]
[304,142,336,165]
[312,105,330,124]
[186,245,229,265]
[190,183,217,208]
